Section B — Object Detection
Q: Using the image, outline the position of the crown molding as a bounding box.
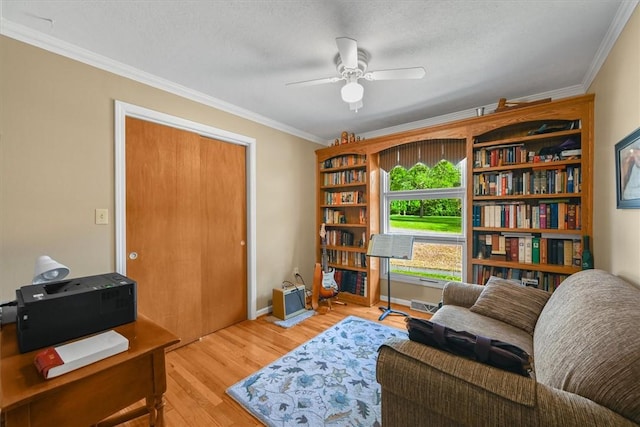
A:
[4,0,636,148]
[359,85,586,141]
[582,0,639,89]
[0,18,326,145]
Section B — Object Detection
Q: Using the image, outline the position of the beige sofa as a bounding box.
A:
[376,269,640,426]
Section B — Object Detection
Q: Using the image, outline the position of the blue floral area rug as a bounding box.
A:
[227,315,407,426]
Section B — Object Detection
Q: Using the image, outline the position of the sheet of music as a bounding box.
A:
[366,234,414,259]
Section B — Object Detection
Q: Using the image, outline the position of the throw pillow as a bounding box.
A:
[470,276,551,335]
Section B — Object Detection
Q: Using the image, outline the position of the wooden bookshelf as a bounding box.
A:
[468,95,594,291]
[316,145,380,306]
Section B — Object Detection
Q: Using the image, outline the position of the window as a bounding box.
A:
[380,159,466,288]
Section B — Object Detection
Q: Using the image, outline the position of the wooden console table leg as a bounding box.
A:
[147,394,166,427]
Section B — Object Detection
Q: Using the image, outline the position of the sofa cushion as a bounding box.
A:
[534,269,640,424]
[469,276,551,335]
[432,305,534,356]
[442,281,485,308]
[406,317,533,376]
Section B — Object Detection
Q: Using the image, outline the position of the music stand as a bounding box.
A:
[367,234,415,321]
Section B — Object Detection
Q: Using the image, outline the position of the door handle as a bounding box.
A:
[129,252,138,260]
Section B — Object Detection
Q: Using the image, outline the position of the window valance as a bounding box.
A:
[378,139,466,171]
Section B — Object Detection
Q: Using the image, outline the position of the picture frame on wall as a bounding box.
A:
[615,127,640,209]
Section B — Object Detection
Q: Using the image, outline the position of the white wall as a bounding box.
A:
[0,36,323,309]
[589,5,640,286]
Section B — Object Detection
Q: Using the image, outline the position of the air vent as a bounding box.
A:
[410,299,440,314]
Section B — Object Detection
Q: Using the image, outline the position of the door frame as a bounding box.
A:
[113,100,258,320]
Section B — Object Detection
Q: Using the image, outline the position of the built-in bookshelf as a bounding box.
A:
[467,95,593,292]
[316,148,380,306]
[316,95,593,299]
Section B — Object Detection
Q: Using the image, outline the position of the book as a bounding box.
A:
[540,237,548,264]
[561,149,582,158]
[532,237,540,264]
[539,203,547,229]
[563,240,573,267]
[524,236,533,264]
[572,239,582,267]
[557,240,565,265]
[518,237,525,262]
[34,330,129,379]
[509,237,519,262]
[567,204,577,229]
[367,234,414,259]
[484,234,493,258]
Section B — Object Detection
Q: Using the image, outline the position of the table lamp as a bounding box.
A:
[32,256,69,284]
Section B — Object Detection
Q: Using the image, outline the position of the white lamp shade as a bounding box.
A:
[341,81,364,103]
[33,256,70,284]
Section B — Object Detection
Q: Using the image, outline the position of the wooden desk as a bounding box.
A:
[0,315,179,427]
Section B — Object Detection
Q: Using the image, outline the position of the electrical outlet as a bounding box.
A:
[294,267,299,276]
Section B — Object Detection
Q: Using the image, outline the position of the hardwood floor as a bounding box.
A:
[119,302,431,426]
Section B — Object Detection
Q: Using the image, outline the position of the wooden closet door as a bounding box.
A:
[125,118,248,347]
[200,136,247,334]
[126,117,204,346]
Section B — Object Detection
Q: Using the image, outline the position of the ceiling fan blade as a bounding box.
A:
[364,67,426,81]
[336,37,358,69]
[286,76,341,87]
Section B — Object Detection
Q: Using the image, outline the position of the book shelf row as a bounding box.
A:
[327,249,368,269]
[472,201,581,230]
[334,269,367,297]
[472,265,568,293]
[472,119,581,145]
[473,234,582,267]
[322,169,367,186]
[324,229,367,247]
[323,207,367,225]
[473,165,581,196]
[321,154,367,170]
[473,143,581,169]
[323,190,365,205]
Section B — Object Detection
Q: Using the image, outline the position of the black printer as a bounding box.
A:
[16,273,137,353]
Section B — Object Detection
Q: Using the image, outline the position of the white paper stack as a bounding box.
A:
[34,330,129,379]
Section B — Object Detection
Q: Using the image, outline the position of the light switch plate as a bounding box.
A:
[95,208,108,225]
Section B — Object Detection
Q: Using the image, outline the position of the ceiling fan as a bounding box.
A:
[286,37,426,112]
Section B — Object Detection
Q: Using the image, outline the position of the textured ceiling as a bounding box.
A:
[1,1,637,143]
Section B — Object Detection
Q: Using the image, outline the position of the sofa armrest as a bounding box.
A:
[377,338,537,426]
[442,281,484,308]
[535,383,639,426]
[377,338,636,427]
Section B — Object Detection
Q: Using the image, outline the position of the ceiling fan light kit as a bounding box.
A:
[287,37,426,111]
[341,79,364,103]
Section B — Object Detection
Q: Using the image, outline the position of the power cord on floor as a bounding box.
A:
[295,273,314,306]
